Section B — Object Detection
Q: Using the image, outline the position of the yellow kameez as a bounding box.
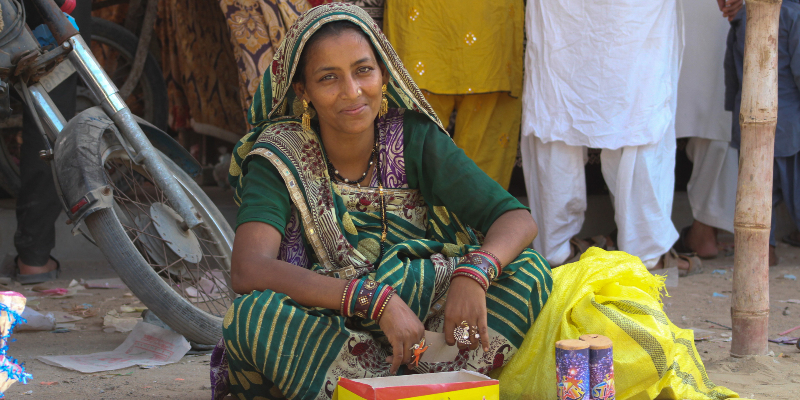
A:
[383,0,524,189]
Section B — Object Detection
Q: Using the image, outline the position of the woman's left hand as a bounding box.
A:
[443,276,490,352]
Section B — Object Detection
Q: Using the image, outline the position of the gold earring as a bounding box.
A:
[379,84,388,118]
[302,99,311,132]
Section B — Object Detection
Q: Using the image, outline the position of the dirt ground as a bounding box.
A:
[0,246,797,399]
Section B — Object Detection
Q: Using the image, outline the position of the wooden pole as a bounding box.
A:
[731,0,781,357]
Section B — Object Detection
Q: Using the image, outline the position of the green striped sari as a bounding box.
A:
[220,4,552,400]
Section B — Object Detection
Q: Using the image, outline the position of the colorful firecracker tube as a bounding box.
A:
[555,339,590,400]
[580,334,615,400]
[0,292,31,397]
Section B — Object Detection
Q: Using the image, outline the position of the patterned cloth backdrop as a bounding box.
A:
[158,0,246,143]
[92,0,246,143]
[219,0,385,120]
[218,0,310,126]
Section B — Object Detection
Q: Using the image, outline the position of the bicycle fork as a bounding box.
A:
[22,0,203,230]
[46,36,203,230]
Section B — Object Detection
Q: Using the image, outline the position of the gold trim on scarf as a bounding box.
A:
[248,147,336,271]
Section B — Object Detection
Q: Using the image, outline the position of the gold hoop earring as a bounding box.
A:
[302,99,311,132]
[379,84,388,118]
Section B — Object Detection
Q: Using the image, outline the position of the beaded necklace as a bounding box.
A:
[325,122,388,258]
[326,127,379,188]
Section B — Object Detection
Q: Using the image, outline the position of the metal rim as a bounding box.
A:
[103,150,234,316]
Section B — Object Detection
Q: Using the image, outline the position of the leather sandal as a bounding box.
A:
[661,248,702,277]
[14,256,61,285]
[562,235,612,265]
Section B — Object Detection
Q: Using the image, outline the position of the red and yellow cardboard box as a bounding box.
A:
[334,370,498,400]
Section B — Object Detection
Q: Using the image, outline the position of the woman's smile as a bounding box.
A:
[341,103,368,115]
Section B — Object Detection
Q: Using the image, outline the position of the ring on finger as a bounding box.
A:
[470,325,481,340]
[454,321,471,346]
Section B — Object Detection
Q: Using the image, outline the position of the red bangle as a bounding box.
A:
[370,287,394,321]
[340,279,359,316]
[452,267,489,291]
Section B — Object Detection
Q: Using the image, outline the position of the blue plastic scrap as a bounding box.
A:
[32,13,79,47]
[784,274,797,281]
[712,269,727,275]
[712,292,729,298]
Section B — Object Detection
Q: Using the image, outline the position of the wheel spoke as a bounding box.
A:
[102,154,233,317]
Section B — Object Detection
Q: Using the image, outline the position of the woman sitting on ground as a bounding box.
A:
[211,4,737,400]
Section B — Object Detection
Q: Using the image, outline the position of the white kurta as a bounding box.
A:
[675,0,731,140]
[522,0,683,149]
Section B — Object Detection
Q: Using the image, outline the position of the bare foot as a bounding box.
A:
[17,258,57,276]
[685,220,718,258]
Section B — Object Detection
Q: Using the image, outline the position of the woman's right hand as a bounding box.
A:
[378,295,425,374]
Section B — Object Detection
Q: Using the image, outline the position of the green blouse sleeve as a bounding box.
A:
[403,111,528,234]
[236,155,292,233]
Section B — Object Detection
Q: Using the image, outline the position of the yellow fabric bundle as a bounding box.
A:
[493,248,739,400]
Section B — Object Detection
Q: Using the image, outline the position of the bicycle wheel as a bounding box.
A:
[85,147,234,344]
[79,16,168,130]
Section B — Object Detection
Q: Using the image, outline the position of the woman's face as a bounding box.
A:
[292,29,388,137]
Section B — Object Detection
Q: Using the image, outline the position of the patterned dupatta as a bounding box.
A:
[228,3,454,277]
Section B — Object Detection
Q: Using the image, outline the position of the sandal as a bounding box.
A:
[14,256,61,285]
[563,235,613,265]
[782,231,800,248]
[659,248,703,277]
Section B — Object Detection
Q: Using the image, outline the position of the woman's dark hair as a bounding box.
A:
[292,20,381,84]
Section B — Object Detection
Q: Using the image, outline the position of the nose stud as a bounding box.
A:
[357,88,363,95]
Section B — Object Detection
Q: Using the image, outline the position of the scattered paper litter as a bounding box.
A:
[119,305,147,313]
[185,271,228,300]
[49,311,83,322]
[779,299,800,304]
[66,304,96,318]
[103,310,141,333]
[38,288,68,296]
[16,308,56,331]
[690,327,715,341]
[783,274,797,281]
[768,336,799,345]
[83,278,127,290]
[38,322,190,373]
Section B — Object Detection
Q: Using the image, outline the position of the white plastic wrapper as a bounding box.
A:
[16,308,56,332]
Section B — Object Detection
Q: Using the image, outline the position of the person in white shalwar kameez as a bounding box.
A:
[674,0,742,259]
[521,0,685,270]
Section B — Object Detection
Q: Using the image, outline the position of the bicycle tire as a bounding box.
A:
[85,150,234,345]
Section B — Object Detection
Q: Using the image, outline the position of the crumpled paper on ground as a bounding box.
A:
[38,322,190,373]
[103,310,141,333]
